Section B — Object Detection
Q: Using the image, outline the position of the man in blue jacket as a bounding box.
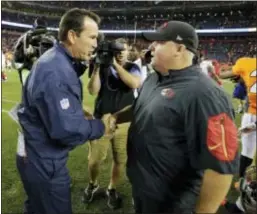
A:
[16,8,110,214]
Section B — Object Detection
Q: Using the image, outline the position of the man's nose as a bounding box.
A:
[92,39,97,50]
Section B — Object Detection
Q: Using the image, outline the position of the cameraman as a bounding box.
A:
[84,38,142,209]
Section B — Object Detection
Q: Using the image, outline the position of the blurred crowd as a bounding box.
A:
[3,1,195,10]
[2,10,256,30]
[199,37,256,63]
[2,0,256,29]
[4,1,253,10]
[2,1,256,64]
[2,29,256,65]
[1,30,21,53]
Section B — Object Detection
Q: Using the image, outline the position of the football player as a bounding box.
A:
[232,78,247,114]
[223,164,256,214]
[220,55,256,187]
[199,54,222,85]
[1,50,7,82]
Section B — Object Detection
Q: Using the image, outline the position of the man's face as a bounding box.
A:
[115,44,128,65]
[70,17,99,61]
[151,41,183,73]
[129,46,140,62]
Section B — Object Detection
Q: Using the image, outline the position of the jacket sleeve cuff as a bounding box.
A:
[88,119,105,140]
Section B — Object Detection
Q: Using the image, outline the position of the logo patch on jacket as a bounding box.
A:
[207,113,238,161]
[161,88,174,98]
[60,98,70,110]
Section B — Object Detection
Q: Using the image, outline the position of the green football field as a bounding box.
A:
[2,70,242,213]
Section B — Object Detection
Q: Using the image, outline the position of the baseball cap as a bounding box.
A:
[142,21,199,54]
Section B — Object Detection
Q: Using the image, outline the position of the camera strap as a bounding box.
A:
[18,66,25,88]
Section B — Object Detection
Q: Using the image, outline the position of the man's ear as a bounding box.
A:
[177,44,187,53]
[174,43,186,57]
[67,30,77,45]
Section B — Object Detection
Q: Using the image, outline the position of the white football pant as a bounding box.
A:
[241,113,256,159]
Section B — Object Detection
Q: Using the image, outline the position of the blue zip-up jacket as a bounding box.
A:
[18,42,105,159]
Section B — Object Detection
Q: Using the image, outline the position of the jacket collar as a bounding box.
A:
[55,42,88,77]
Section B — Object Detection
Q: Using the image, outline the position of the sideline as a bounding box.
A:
[2,99,18,104]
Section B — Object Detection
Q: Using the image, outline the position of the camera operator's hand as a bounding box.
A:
[113,57,119,67]
[87,64,101,95]
[112,56,141,89]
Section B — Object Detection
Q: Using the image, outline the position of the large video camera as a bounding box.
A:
[14,18,56,86]
[94,40,125,66]
[14,17,56,72]
[14,29,56,71]
[88,38,125,78]
[25,29,55,59]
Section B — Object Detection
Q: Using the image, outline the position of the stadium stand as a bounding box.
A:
[1,1,256,63]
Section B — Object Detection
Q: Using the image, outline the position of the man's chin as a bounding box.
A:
[151,62,157,70]
[151,63,167,74]
[82,54,91,62]
[74,55,88,62]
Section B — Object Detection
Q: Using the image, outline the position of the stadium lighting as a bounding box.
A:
[155,0,163,4]
[2,21,33,28]
[1,20,256,34]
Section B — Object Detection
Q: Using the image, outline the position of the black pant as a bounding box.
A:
[133,194,168,213]
[16,155,72,214]
[132,188,194,214]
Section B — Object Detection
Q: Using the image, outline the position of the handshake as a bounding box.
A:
[83,107,117,138]
[101,114,117,137]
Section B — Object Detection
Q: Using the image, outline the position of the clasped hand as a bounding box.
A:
[83,108,117,137]
[101,114,117,137]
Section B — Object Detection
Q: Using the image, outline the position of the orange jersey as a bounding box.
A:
[232,57,257,115]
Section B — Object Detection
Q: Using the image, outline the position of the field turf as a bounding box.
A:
[1,70,241,213]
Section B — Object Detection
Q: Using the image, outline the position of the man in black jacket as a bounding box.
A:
[111,21,239,214]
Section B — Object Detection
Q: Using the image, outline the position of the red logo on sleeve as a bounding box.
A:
[207,113,238,161]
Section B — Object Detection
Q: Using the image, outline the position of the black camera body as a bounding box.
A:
[14,28,56,86]
[95,40,125,65]
[88,40,125,78]
[27,30,56,59]
[14,28,56,71]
